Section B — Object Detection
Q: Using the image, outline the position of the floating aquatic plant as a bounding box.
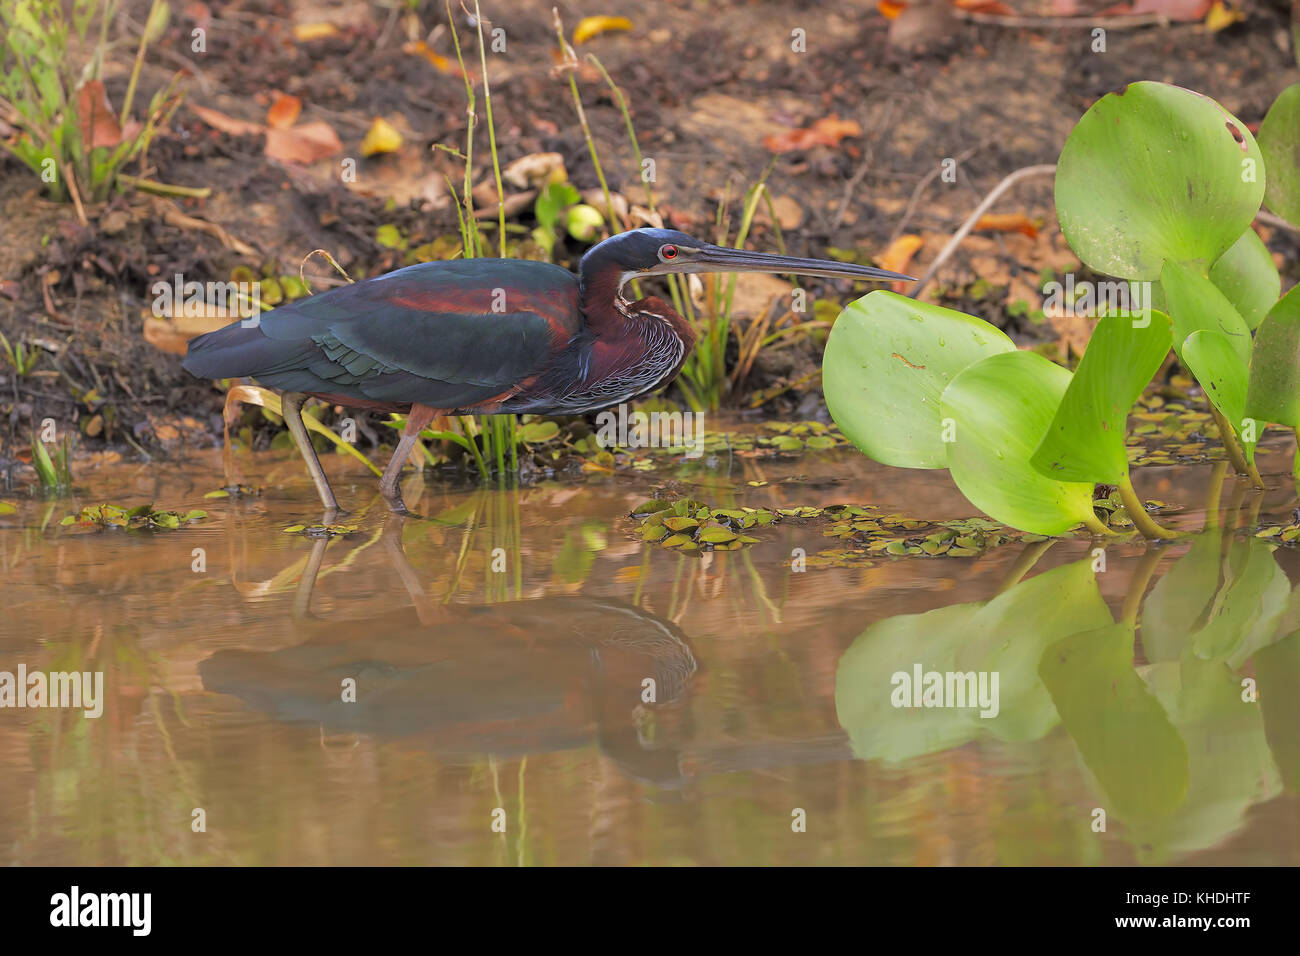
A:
[282,523,358,537]
[824,81,1300,538]
[632,498,766,552]
[628,495,1167,562]
[61,504,206,530]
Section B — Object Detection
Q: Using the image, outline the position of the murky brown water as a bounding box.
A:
[3,435,1299,865]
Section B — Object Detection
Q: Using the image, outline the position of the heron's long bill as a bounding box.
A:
[656,245,914,283]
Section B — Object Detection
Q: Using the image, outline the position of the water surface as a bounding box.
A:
[2,435,1298,865]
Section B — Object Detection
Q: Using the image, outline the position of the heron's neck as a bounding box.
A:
[580,270,695,349]
[623,295,696,353]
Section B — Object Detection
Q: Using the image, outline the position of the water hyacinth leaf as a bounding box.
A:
[1259,82,1300,227]
[1256,629,1300,793]
[1245,284,1300,428]
[835,602,984,764]
[823,291,1015,469]
[940,351,1098,536]
[1159,260,1252,363]
[1180,330,1255,464]
[1190,539,1290,667]
[662,516,699,532]
[954,559,1113,743]
[836,558,1111,762]
[1135,657,1280,859]
[1139,533,1225,664]
[1031,313,1173,484]
[1055,82,1265,280]
[1144,533,1290,667]
[1039,623,1189,821]
[1209,228,1280,330]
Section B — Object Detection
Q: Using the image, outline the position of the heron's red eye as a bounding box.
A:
[660,245,677,260]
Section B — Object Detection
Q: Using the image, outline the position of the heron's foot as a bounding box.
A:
[320,506,352,526]
[379,486,423,519]
[387,504,425,520]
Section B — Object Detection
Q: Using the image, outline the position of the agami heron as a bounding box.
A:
[183,228,911,513]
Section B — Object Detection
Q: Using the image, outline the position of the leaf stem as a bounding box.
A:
[119,0,161,127]
[1118,476,1183,539]
[1208,403,1263,489]
[116,173,210,198]
[552,12,617,237]
[1202,460,1228,531]
[473,1,506,258]
[1082,511,1115,537]
[994,538,1054,595]
[1120,544,1165,628]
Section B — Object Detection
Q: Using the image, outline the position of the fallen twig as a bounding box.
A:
[151,197,257,256]
[890,141,985,242]
[908,164,1056,299]
[955,11,1177,29]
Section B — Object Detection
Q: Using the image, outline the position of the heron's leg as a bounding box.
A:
[281,391,340,515]
[381,512,438,626]
[291,535,330,620]
[378,403,436,515]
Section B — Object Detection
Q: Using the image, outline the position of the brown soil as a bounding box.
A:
[1,0,1297,488]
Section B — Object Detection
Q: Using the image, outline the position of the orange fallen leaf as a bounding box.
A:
[974,213,1038,239]
[293,22,339,42]
[265,121,343,164]
[190,103,263,137]
[184,2,212,25]
[877,0,908,16]
[403,40,462,76]
[876,235,925,276]
[612,566,645,583]
[266,92,302,130]
[78,81,123,149]
[573,15,633,44]
[763,115,861,153]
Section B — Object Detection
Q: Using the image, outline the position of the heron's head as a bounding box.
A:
[579,227,914,290]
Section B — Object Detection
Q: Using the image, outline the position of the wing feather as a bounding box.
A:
[183,259,582,410]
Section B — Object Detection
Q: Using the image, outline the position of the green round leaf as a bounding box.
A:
[941,351,1097,536]
[1209,229,1279,331]
[824,291,1014,469]
[835,558,1114,762]
[1031,313,1172,484]
[1160,259,1252,363]
[1056,82,1265,280]
[834,603,982,764]
[1259,82,1300,227]
[1245,283,1300,428]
